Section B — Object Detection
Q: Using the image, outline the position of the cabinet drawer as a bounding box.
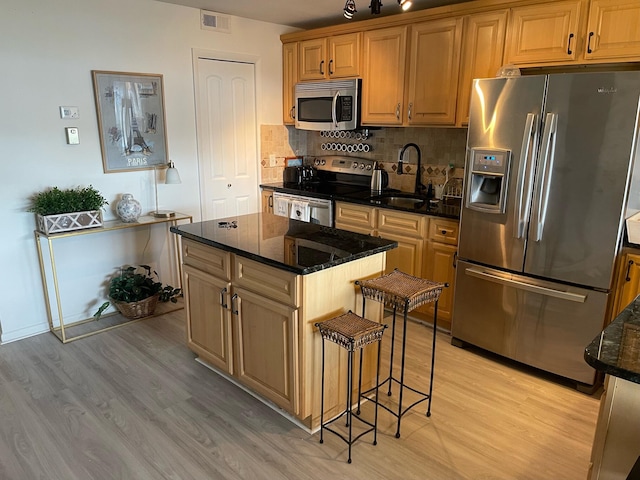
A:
[335,202,377,232]
[378,209,427,238]
[233,255,301,307]
[428,218,459,245]
[182,239,231,280]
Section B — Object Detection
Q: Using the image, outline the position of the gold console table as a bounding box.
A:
[34,213,192,343]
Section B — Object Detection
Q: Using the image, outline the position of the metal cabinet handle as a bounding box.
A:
[395,103,401,120]
[220,287,228,308]
[290,105,295,120]
[441,229,447,235]
[626,260,635,282]
[320,60,325,75]
[408,102,413,121]
[453,251,457,268]
[231,293,238,315]
[587,32,594,54]
[329,59,334,75]
[268,195,273,208]
[567,33,574,55]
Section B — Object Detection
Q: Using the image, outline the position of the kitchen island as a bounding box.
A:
[585,296,640,479]
[170,212,397,430]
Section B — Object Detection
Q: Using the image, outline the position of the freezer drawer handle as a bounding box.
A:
[465,267,587,303]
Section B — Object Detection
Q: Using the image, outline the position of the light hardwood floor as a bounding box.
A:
[0,311,599,480]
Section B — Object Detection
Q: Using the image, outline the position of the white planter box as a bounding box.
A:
[36,210,103,235]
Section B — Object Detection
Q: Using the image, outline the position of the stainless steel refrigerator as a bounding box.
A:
[452,72,640,388]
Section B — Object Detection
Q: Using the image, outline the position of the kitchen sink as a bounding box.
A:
[369,193,428,208]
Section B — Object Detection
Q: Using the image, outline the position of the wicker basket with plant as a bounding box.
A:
[94,265,182,320]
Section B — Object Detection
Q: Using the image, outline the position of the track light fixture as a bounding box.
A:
[398,0,412,11]
[343,0,357,19]
[370,0,382,15]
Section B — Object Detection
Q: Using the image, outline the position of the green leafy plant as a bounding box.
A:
[28,185,108,215]
[93,265,182,320]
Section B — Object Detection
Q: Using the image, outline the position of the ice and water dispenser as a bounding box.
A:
[466,148,511,213]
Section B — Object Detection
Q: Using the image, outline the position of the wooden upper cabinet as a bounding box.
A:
[362,26,408,125]
[456,10,508,126]
[584,0,640,61]
[406,17,463,126]
[299,33,361,81]
[282,42,298,125]
[504,0,586,65]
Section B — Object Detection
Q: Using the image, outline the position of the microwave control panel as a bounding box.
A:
[337,96,353,122]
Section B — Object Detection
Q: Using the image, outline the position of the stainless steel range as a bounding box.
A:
[272,155,376,227]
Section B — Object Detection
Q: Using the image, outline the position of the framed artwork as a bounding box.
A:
[92,71,169,173]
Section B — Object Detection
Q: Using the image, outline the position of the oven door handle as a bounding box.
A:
[308,202,330,209]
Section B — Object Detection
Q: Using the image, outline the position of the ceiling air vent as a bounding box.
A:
[200,10,231,33]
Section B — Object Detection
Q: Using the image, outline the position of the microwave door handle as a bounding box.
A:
[513,113,538,239]
[332,91,340,128]
[532,113,558,242]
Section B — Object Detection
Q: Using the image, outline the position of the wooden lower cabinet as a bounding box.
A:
[612,251,640,317]
[181,238,386,429]
[234,286,299,414]
[423,241,457,325]
[184,264,234,375]
[261,189,273,214]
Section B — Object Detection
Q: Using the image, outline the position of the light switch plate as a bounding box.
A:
[60,106,79,119]
[65,127,80,145]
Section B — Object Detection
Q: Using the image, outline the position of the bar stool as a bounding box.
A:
[315,311,387,464]
[355,269,446,438]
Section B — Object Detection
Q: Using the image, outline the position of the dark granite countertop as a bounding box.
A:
[170,212,397,275]
[585,296,640,384]
[261,182,461,220]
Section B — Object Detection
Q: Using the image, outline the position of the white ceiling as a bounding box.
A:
[155,0,470,29]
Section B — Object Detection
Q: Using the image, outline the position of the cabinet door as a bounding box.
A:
[362,26,408,125]
[504,0,586,65]
[299,38,327,81]
[457,10,508,126]
[282,42,298,124]
[261,190,273,214]
[184,265,234,374]
[334,202,377,234]
[584,0,640,61]
[328,33,361,78]
[378,209,427,277]
[423,241,457,323]
[233,286,299,414]
[407,17,463,126]
[614,253,640,316]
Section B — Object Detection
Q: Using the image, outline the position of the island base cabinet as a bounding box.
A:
[184,264,234,375]
[233,286,299,415]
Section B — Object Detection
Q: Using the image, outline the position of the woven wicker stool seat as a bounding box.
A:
[356,269,446,439]
[315,311,386,464]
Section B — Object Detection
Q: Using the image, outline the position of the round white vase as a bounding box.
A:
[116,193,142,223]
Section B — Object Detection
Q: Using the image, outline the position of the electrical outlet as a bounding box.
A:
[269,154,277,167]
[65,127,80,145]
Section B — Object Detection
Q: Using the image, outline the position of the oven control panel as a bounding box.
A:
[310,155,375,176]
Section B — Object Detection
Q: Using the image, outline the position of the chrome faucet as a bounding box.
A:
[399,143,426,195]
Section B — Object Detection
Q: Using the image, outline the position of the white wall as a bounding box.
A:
[0,0,295,342]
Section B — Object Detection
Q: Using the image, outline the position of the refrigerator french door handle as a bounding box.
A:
[332,91,340,128]
[513,113,538,239]
[532,112,558,242]
[465,267,587,303]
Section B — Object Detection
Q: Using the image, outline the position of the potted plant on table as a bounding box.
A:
[94,265,182,320]
[28,185,108,234]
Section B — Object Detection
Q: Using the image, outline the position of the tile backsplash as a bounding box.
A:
[260,125,467,193]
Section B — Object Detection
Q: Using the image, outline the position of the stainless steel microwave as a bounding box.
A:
[294,79,360,131]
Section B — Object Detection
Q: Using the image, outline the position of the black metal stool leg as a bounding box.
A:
[395,302,410,438]
[388,305,398,396]
[427,299,438,417]
[319,337,325,444]
[347,344,354,464]
[373,335,382,446]
[357,349,363,415]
